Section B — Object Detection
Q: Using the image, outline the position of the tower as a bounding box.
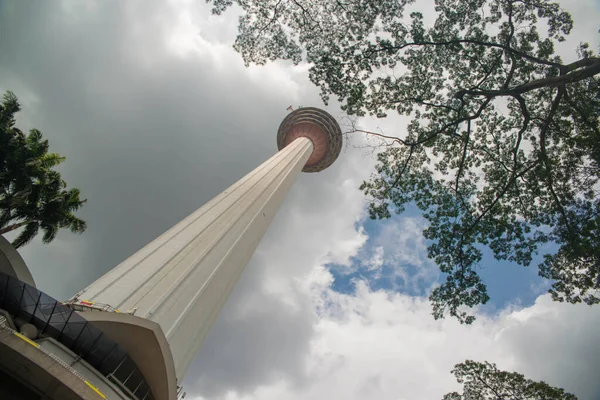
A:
[0,107,342,400]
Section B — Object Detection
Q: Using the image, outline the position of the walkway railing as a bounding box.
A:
[0,315,109,399]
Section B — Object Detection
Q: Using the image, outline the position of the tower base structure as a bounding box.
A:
[0,271,174,400]
[0,107,342,400]
[0,327,120,400]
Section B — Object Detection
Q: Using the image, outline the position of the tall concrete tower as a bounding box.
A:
[0,107,342,400]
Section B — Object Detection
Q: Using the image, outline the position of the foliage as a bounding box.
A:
[209,0,600,323]
[443,360,577,399]
[0,91,86,248]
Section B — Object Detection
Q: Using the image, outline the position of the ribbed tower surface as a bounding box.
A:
[0,106,346,400]
[277,107,343,172]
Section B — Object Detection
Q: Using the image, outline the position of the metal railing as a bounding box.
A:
[0,272,154,400]
[0,316,109,399]
[64,299,122,314]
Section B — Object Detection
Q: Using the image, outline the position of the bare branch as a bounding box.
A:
[255,0,285,40]
[344,127,407,146]
[455,120,470,194]
[372,97,458,112]
[468,159,540,234]
[383,145,415,197]
[538,86,575,237]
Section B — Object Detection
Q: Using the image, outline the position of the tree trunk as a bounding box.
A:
[0,221,28,235]
[455,58,600,99]
[512,58,600,94]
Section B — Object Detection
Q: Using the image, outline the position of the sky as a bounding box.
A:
[1,0,599,399]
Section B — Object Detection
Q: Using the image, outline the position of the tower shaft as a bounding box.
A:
[76,137,314,378]
[0,108,341,400]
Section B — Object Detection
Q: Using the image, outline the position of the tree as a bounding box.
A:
[443,360,577,399]
[209,0,600,323]
[0,91,86,248]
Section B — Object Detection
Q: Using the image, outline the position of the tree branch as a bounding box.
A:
[344,128,408,146]
[456,58,600,98]
[255,0,284,39]
[383,145,415,198]
[474,373,507,400]
[562,57,600,73]
[372,97,458,112]
[455,120,470,194]
[538,86,575,238]
[468,160,539,234]
[563,88,600,138]
[371,38,564,69]
[461,92,531,237]
[502,1,518,90]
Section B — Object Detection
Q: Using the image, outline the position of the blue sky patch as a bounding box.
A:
[326,205,555,315]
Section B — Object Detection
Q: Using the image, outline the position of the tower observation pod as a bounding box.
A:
[0,107,342,400]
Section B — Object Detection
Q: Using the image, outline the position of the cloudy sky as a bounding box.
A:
[1,0,600,399]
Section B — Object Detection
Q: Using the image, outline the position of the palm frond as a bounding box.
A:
[41,224,59,244]
[0,209,12,228]
[12,221,39,248]
[0,91,21,124]
[40,153,66,169]
[2,91,87,247]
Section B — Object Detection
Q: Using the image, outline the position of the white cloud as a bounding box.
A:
[190,276,600,400]
[367,246,384,271]
[329,214,439,295]
[369,216,438,292]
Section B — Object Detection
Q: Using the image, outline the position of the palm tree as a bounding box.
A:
[0,91,86,248]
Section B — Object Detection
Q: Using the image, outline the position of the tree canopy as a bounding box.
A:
[443,360,577,399]
[209,0,600,323]
[0,91,86,248]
